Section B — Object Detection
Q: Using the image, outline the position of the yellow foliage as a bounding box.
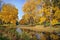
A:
[35,0,41,5]
[2,4,18,15]
[51,19,58,25]
[38,7,51,16]
[54,9,60,19]
[22,0,60,26]
[39,9,44,14]
[0,4,18,24]
[19,19,26,25]
[39,16,46,24]
[10,20,16,24]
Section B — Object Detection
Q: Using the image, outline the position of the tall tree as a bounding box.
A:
[22,0,42,25]
[22,0,60,26]
[0,4,18,25]
[42,0,60,26]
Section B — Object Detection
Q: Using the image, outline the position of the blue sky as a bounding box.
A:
[3,0,25,20]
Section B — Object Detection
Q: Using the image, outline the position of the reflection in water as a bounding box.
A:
[35,33,40,40]
[16,27,22,34]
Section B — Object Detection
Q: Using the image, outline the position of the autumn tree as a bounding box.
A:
[0,4,18,25]
[22,0,42,25]
[21,0,60,26]
[40,0,60,26]
[19,19,26,25]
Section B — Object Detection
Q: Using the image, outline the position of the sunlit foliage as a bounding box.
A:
[0,4,18,25]
[21,0,60,26]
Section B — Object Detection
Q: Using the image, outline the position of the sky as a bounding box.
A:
[3,0,25,20]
